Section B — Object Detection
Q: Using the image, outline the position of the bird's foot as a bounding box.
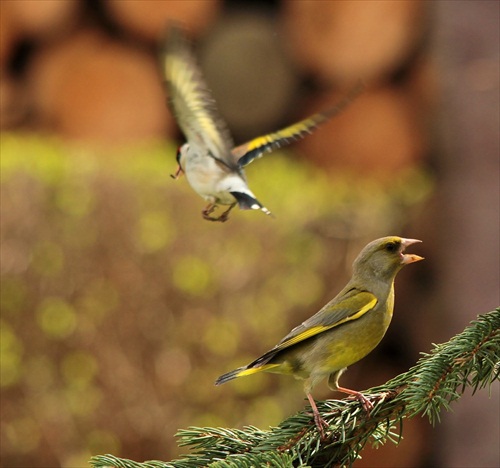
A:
[202,203,234,222]
[202,204,219,221]
[202,213,226,222]
[313,412,329,441]
[217,204,236,222]
[356,392,374,414]
[346,391,397,414]
[306,393,329,440]
[337,386,374,415]
[216,213,230,222]
[305,408,329,440]
[202,211,229,222]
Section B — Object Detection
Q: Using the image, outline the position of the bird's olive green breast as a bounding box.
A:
[317,300,393,372]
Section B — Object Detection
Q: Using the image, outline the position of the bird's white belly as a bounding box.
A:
[184,153,243,205]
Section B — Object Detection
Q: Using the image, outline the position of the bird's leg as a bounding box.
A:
[306,393,328,439]
[170,165,184,180]
[202,203,235,222]
[202,203,218,221]
[328,369,373,414]
[337,386,374,414]
[215,203,236,222]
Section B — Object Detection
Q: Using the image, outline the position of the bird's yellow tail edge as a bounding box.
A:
[236,364,279,378]
[215,363,279,385]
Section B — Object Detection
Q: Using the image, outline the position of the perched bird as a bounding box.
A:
[162,24,363,222]
[215,236,423,436]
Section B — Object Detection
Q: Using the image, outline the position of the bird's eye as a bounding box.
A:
[385,241,399,253]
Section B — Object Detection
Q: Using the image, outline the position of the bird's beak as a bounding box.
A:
[400,238,424,264]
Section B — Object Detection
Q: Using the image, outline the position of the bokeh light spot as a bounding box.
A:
[138,210,175,252]
[5,417,41,454]
[36,297,77,339]
[203,318,239,357]
[61,351,98,389]
[64,386,102,417]
[172,255,214,296]
[56,181,95,218]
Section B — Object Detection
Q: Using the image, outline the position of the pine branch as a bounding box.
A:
[90,309,500,468]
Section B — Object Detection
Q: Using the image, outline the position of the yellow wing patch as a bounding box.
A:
[279,325,329,348]
[274,116,324,139]
[232,82,364,166]
[247,116,322,153]
[278,296,378,350]
[232,115,324,164]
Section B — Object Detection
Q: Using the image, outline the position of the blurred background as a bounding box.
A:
[1,1,498,467]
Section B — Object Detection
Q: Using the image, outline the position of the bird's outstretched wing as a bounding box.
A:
[247,289,377,369]
[231,82,364,168]
[162,24,237,169]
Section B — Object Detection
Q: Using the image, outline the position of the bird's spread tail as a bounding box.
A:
[230,191,273,217]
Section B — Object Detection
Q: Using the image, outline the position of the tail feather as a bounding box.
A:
[216,346,283,386]
[215,367,247,386]
[215,363,279,386]
[230,191,273,217]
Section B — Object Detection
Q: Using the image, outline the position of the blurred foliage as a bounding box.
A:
[0,133,432,467]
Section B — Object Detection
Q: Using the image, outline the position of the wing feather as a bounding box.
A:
[162,25,237,168]
[277,291,377,349]
[232,82,364,168]
[246,289,377,369]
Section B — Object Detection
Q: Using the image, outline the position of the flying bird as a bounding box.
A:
[162,24,363,222]
[216,236,424,437]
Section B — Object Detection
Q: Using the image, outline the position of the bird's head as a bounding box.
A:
[353,236,424,282]
[170,143,189,179]
[176,143,189,169]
